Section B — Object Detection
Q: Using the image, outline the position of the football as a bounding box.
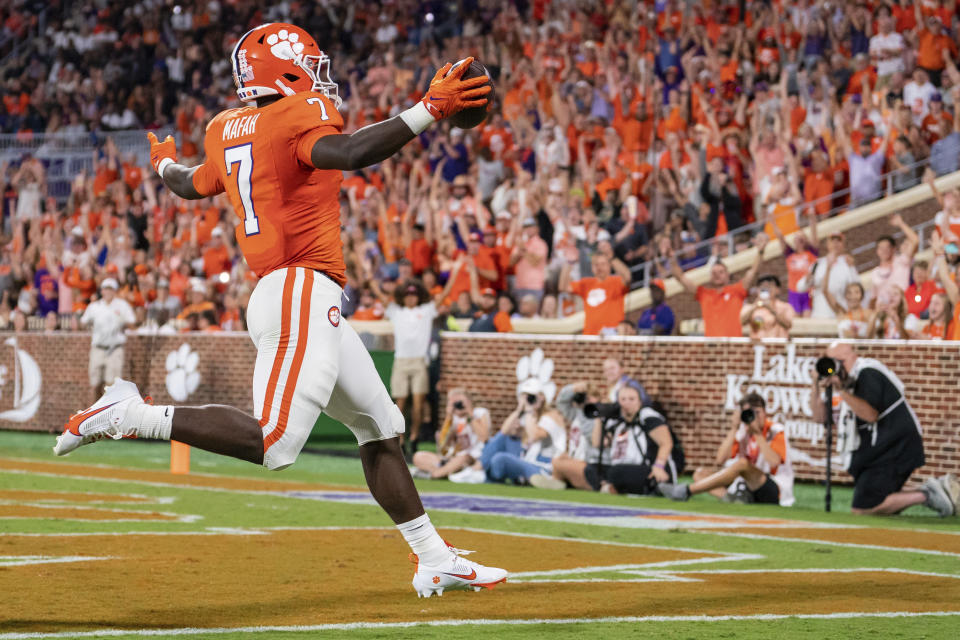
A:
[448,58,493,129]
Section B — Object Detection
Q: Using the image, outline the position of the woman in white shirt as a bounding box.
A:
[412,388,490,479]
[480,378,567,484]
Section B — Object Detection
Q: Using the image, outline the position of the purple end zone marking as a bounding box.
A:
[284,491,675,519]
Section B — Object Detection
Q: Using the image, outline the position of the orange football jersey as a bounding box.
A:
[191,91,346,285]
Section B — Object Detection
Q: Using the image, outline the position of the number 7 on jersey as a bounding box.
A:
[224,143,259,236]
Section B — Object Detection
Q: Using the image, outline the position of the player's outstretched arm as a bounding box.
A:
[310,58,490,171]
[147,132,206,200]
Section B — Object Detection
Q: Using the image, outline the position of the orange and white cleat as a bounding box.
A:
[410,543,507,598]
[54,379,145,456]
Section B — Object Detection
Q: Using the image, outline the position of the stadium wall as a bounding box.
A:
[436,334,960,484]
[2,332,956,484]
[0,332,385,443]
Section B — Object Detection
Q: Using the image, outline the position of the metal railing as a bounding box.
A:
[0,130,177,202]
[849,218,941,272]
[628,155,934,289]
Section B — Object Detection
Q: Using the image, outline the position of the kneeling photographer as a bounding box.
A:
[580,380,683,495]
[811,342,959,517]
[659,393,794,506]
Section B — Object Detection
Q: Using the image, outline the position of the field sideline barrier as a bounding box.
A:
[1,332,956,485]
[436,334,960,484]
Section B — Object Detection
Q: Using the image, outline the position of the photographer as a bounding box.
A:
[811,342,959,516]
[538,380,680,495]
[411,389,489,480]
[740,274,795,339]
[479,379,567,485]
[659,393,794,506]
[530,381,603,490]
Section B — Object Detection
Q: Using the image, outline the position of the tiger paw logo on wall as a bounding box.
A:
[515,347,556,404]
[165,344,201,402]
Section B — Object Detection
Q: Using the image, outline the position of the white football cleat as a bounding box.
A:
[411,545,507,598]
[54,379,144,456]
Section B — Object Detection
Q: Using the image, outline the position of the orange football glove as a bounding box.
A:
[147,132,178,176]
[421,56,492,120]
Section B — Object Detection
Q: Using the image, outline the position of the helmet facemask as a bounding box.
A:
[302,52,341,108]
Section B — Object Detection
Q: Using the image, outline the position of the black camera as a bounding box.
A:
[740,408,756,424]
[572,391,587,404]
[816,356,841,379]
[525,393,538,405]
[453,400,465,410]
[583,402,620,420]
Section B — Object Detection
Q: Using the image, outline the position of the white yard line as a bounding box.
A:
[702,529,960,558]
[0,501,200,523]
[0,555,115,567]
[1,611,959,639]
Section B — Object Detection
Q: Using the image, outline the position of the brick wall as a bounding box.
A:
[5,331,957,486]
[653,198,939,326]
[437,334,960,483]
[0,333,258,434]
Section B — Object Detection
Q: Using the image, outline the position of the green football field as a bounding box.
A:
[1,430,958,640]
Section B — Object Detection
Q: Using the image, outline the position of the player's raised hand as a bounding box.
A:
[147,132,178,177]
[421,57,491,120]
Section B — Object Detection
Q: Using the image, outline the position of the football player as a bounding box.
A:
[54,23,504,597]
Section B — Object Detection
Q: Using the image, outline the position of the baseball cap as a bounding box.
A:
[861,118,875,128]
[100,278,118,290]
[496,210,512,220]
[211,227,224,237]
[522,217,537,227]
[483,226,496,235]
[71,226,84,237]
[518,378,542,396]
[932,92,943,102]
[481,287,496,297]
[651,278,665,291]
[469,230,483,242]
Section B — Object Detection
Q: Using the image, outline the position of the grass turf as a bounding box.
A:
[2,430,959,639]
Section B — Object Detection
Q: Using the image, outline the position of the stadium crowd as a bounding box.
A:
[0,0,959,340]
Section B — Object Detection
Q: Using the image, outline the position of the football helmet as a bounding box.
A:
[230,23,340,106]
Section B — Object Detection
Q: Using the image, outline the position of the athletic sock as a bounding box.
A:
[396,513,453,566]
[128,403,174,440]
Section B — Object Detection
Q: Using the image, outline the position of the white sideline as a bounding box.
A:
[1,611,959,639]
[702,529,960,558]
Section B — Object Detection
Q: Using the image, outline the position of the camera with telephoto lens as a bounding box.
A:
[815,356,841,379]
[583,402,621,420]
[453,400,465,411]
[740,408,756,424]
[572,391,587,404]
